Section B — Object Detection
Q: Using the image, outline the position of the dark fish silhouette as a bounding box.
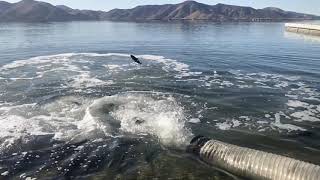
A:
[133,117,145,125]
[130,55,142,64]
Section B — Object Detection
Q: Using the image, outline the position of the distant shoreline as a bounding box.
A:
[0,0,319,23]
[0,19,319,24]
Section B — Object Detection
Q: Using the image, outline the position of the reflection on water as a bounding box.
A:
[284,31,320,43]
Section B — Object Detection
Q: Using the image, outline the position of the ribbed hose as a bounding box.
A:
[187,136,320,180]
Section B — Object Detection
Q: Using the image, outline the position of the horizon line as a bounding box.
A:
[4,0,320,16]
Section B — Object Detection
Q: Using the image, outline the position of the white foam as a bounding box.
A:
[216,119,242,130]
[77,99,114,137]
[1,171,9,176]
[25,177,37,180]
[231,71,320,127]
[216,122,232,130]
[0,115,47,137]
[0,53,75,71]
[0,53,191,90]
[108,93,192,146]
[0,96,92,151]
[287,100,309,108]
[189,72,203,75]
[272,112,306,131]
[291,111,320,122]
[272,121,306,131]
[265,114,271,118]
[0,115,51,151]
[136,54,190,74]
[239,116,250,121]
[61,93,194,146]
[0,103,36,113]
[257,121,268,124]
[83,53,130,57]
[71,73,113,89]
[103,64,121,70]
[232,119,241,127]
[221,81,234,87]
[285,94,299,99]
[304,97,320,101]
[231,71,304,92]
[238,84,253,88]
[189,118,201,123]
[274,81,289,88]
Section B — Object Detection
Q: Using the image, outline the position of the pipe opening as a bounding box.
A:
[187,136,320,180]
[186,135,210,155]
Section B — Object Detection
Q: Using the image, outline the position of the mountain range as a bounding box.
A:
[0,0,318,22]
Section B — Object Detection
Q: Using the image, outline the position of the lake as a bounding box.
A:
[0,21,320,179]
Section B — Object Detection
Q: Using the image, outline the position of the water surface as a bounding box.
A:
[0,21,320,179]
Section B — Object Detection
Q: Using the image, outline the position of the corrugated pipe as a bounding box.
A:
[187,136,320,180]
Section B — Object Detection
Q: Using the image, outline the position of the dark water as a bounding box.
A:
[0,21,320,179]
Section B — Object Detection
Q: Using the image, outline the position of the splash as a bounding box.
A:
[0,93,193,154]
[80,93,193,146]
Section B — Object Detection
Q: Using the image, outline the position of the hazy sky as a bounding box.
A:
[6,0,320,15]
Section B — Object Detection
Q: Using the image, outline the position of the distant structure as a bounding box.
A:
[285,23,320,36]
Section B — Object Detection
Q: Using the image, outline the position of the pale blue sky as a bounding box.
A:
[7,0,320,15]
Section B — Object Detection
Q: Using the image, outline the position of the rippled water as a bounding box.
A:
[0,21,320,179]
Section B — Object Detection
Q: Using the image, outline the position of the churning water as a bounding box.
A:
[0,21,319,179]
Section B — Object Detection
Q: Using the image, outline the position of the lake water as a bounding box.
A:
[0,21,320,179]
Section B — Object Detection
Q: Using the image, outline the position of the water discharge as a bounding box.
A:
[77,93,192,146]
[0,53,196,154]
[0,53,319,179]
[1,53,319,151]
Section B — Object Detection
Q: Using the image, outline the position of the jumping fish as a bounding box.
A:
[130,55,142,65]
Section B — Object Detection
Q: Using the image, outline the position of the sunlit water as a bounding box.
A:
[0,21,320,179]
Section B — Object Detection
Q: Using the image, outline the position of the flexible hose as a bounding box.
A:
[187,136,320,180]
